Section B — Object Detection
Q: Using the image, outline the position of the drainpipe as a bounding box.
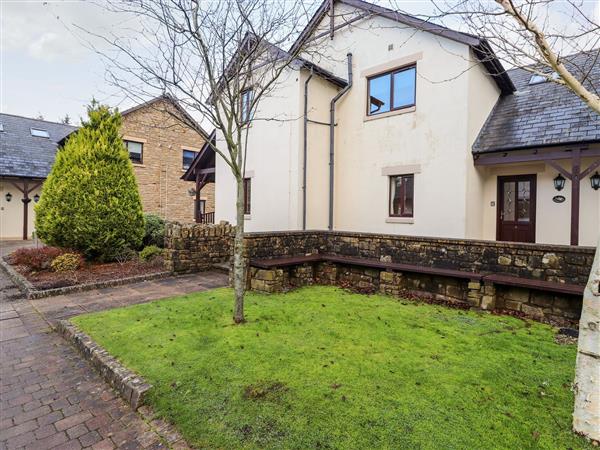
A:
[329,53,353,230]
[302,68,314,230]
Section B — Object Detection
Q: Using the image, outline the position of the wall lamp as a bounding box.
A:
[591,172,600,191]
[5,192,12,202]
[553,173,566,191]
[33,194,40,203]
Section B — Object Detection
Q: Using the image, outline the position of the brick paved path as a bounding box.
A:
[1,269,228,449]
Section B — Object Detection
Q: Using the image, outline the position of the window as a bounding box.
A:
[182,150,197,170]
[243,178,251,215]
[240,89,253,123]
[124,140,143,164]
[368,65,416,115]
[30,128,50,138]
[529,72,559,85]
[389,174,414,217]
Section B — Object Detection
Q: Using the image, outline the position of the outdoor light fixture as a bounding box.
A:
[33,194,40,203]
[553,173,566,191]
[188,188,197,197]
[591,172,600,191]
[5,192,12,202]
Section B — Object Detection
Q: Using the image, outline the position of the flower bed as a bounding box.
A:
[3,245,167,292]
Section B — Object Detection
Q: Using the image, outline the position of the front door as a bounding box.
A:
[497,175,536,243]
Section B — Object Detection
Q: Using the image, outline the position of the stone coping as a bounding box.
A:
[57,320,152,410]
[243,230,596,254]
[57,321,193,448]
[0,257,171,299]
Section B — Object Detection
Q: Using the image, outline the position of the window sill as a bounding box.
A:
[386,217,414,224]
[364,106,416,122]
[244,214,252,220]
[132,163,145,168]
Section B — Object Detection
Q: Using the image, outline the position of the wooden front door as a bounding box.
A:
[497,175,536,243]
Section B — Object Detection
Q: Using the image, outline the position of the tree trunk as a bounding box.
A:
[232,175,246,323]
[573,236,600,441]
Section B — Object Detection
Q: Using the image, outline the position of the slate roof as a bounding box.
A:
[473,50,600,153]
[0,114,77,179]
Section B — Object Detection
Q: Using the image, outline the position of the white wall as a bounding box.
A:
[0,181,43,240]
[303,9,500,237]
[214,69,304,231]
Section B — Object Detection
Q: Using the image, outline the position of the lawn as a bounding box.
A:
[72,286,591,450]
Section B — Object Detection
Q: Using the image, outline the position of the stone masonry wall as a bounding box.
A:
[164,222,233,273]
[165,228,595,323]
[121,98,214,223]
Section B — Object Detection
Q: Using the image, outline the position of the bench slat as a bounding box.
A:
[483,274,584,296]
[321,255,481,280]
[249,254,323,269]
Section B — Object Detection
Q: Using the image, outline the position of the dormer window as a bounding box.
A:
[31,128,50,138]
[528,72,559,85]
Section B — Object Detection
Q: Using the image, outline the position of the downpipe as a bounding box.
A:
[302,68,314,230]
[329,53,353,231]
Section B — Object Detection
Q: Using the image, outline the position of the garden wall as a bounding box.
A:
[164,222,234,273]
[165,227,596,323]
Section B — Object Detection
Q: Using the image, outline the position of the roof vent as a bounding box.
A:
[31,128,50,138]
[0,123,3,132]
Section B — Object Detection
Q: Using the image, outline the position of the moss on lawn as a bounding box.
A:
[73,286,591,449]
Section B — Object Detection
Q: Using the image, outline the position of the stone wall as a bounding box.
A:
[164,222,234,273]
[165,228,595,323]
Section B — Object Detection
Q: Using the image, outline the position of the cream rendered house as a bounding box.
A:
[213,0,600,246]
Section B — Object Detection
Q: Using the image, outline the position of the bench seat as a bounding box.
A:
[482,273,584,296]
[249,254,481,281]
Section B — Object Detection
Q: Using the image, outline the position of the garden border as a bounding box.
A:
[0,257,171,299]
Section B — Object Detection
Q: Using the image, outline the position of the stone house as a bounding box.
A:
[197,0,599,246]
[0,96,213,239]
[120,95,214,224]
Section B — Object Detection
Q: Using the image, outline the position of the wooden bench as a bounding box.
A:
[482,273,584,296]
[249,254,481,281]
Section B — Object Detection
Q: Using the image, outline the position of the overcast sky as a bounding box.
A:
[1,0,598,126]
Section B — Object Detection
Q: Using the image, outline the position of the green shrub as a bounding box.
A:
[50,253,83,272]
[139,245,163,262]
[35,101,144,261]
[143,213,165,248]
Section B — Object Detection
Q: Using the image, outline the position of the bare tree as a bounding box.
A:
[399,0,600,114]
[87,0,324,323]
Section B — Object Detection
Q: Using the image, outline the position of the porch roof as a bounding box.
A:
[473,49,600,154]
[181,130,216,183]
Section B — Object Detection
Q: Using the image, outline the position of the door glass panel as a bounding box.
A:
[517,181,531,222]
[503,182,515,221]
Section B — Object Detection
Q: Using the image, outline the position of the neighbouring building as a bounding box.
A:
[120,95,214,224]
[0,95,214,240]
[198,0,599,246]
[0,115,76,240]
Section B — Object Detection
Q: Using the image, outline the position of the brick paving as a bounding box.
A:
[1,257,228,449]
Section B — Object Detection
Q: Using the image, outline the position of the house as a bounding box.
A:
[203,0,599,246]
[120,95,214,224]
[0,115,76,240]
[0,96,214,240]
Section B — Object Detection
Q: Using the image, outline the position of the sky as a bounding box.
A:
[1,0,599,126]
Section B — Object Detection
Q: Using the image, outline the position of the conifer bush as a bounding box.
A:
[35,102,145,261]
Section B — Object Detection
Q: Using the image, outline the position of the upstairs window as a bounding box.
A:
[389,174,414,217]
[182,149,197,170]
[368,65,416,115]
[124,140,143,164]
[243,178,251,215]
[30,128,50,138]
[240,88,254,123]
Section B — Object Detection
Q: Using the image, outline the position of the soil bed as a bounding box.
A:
[6,256,165,290]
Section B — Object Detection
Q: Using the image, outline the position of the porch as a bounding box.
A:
[475,144,600,247]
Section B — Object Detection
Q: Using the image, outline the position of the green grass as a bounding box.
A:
[73,286,591,450]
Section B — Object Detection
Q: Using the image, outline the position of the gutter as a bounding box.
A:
[328,53,353,231]
[302,68,314,230]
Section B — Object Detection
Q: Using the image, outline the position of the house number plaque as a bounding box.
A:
[553,195,566,203]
